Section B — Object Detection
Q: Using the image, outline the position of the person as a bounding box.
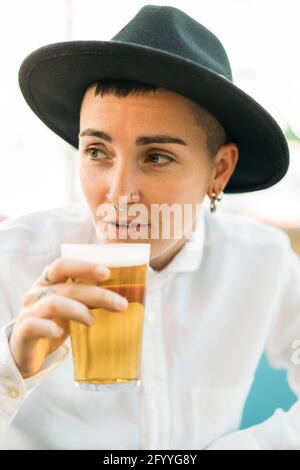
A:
[0,5,299,450]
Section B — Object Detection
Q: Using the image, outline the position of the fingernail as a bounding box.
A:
[116,296,128,309]
[97,265,110,278]
[54,326,64,337]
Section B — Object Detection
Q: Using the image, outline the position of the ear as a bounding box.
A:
[207,143,239,197]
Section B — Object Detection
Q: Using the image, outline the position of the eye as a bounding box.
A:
[82,148,175,166]
[145,153,175,166]
[83,147,105,161]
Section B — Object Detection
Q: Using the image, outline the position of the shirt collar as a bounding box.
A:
[148,204,205,275]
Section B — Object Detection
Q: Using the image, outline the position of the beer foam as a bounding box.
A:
[61,243,151,267]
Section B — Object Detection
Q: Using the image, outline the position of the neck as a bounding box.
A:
[150,236,188,272]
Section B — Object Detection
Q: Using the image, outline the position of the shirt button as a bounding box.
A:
[7,387,21,399]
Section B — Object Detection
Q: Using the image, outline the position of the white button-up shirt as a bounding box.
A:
[0,202,300,450]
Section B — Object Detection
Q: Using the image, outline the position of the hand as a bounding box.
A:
[9,257,128,379]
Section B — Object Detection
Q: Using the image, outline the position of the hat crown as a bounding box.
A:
[112,5,232,81]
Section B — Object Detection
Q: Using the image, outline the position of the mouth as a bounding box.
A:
[103,221,150,230]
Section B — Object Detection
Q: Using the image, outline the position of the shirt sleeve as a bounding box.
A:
[0,318,69,436]
[0,233,72,436]
[207,231,300,450]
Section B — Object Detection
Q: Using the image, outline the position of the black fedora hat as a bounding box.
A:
[18,4,289,194]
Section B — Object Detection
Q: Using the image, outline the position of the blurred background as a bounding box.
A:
[0,0,299,428]
[0,0,299,227]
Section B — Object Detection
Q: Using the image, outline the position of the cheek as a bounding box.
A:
[183,161,211,200]
[79,163,105,204]
[166,172,207,204]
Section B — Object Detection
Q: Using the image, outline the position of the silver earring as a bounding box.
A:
[210,190,224,213]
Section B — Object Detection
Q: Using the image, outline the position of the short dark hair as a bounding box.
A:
[82,79,228,158]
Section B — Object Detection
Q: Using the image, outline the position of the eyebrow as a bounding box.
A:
[78,128,187,146]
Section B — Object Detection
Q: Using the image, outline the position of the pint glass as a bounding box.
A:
[60,243,151,391]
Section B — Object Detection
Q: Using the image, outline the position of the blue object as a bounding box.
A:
[240,353,297,429]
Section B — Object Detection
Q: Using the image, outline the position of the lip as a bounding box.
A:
[103,221,150,228]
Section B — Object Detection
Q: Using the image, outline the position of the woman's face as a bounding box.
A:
[79,85,236,270]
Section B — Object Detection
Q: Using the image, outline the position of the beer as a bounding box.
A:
[60,243,150,391]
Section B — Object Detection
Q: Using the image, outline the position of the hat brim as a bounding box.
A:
[18,40,289,193]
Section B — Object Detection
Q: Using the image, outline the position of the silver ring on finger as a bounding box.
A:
[41,264,53,285]
[34,287,57,304]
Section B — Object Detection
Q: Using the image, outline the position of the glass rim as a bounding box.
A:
[60,242,151,267]
[61,242,151,250]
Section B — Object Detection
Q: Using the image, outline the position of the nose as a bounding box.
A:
[106,160,140,206]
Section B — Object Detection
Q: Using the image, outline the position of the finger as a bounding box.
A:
[21,294,95,326]
[22,283,128,311]
[22,287,57,307]
[35,257,110,287]
[24,283,128,311]
[18,316,65,341]
[55,283,129,310]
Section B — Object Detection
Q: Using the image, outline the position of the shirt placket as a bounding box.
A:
[140,273,173,450]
